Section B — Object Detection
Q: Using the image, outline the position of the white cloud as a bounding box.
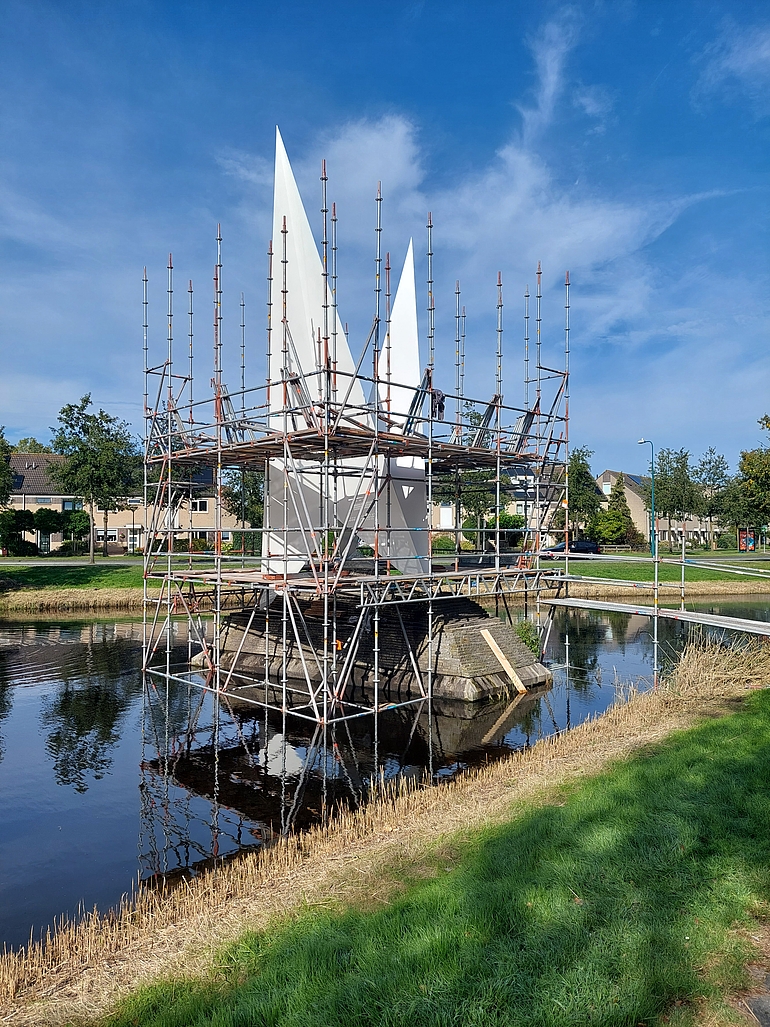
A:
[217,150,273,188]
[517,15,580,143]
[696,22,770,114]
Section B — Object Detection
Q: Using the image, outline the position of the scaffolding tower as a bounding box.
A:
[142,149,571,733]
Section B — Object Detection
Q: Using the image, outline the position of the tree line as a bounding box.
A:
[568,417,770,550]
[0,396,141,562]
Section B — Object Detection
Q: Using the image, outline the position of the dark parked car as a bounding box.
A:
[540,539,600,558]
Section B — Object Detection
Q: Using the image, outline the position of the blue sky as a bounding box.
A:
[1,0,768,475]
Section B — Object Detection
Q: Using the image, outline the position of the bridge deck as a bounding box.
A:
[543,597,770,636]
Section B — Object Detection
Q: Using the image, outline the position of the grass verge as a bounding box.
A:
[3,638,770,1026]
[558,557,762,583]
[108,670,770,1026]
[0,565,145,590]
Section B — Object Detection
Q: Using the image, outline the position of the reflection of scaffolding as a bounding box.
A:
[142,130,570,730]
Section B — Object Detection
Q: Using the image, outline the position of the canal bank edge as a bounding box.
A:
[0,577,768,613]
[2,637,769,1025]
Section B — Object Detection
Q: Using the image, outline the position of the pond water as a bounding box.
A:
[0,596,765,950]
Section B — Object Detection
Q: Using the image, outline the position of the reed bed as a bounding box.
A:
[0,587,147,612]
[2,637,768,1025]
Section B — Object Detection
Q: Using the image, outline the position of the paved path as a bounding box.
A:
[1,558,140,568]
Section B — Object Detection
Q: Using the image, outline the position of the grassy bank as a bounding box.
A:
[0,564,152,612]
[3,639,770,1026]
[0,564,145,590]
[558,556,770,583]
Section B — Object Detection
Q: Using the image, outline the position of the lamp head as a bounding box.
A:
[638,438,647,445]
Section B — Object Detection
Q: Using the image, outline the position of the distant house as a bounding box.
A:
[7,454,77,553]
[5,454,240,555]
[595,469,711,546]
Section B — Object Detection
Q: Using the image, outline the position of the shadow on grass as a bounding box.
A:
[109,692,770,1027]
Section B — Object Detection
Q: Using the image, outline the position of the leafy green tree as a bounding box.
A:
[33,507,63,536]
[63,509,92,555]
[693,448,729,548]
[0,509,35,555]
[222,469,264,556]
[588,508,628,545]
[32,507,63,553]
[11,437,52,454]
[50,395,141,563]
[567,447,601,536]
[605,476,645,547]
[0,427,12,507]
[642,448,701,551]
[727,449,770,529]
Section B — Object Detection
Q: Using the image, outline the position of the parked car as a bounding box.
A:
[540,539,600,558]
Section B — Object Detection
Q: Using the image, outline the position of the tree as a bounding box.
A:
[588,508,628,545]
[642,448,701,551]
[585,476,641,548]
[0,428,12,508]
[33,508,63,552]
[50,395,141,563]
[0,509,35,555]
[33,508,63,535]
[567,447,601,536]
[222,469,264,555]
[693,448,729,548]
[11,437,52,454]
[726,448,770,530]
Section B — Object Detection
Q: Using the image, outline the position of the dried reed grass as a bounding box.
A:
[2,637,768,1025]
[0,588,147,613]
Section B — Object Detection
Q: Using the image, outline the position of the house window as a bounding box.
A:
[221,531,231,542]
[516,503,524,515]
[128,498,141,506]
[439,503,453,528]
[190,499,209,513]
[602,482,612,495]
[62,500,83,511]
[95,529,119,542]
[35,497,52,504]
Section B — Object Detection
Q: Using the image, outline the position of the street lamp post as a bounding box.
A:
[638,439,659,687]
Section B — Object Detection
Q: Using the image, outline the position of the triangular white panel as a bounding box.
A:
[379,239,422,431]
[270,128,365,420]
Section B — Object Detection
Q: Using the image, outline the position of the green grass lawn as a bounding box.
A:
[107,690,770,1027]
[0,564,146,590]
[558,557,770,583]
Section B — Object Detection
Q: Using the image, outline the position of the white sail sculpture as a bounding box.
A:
[368,239,429,574]
[262,128,428,576]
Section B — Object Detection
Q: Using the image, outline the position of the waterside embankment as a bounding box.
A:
[3,638,770,1025]
[1,571,768,613]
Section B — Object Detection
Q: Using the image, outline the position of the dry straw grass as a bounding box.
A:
[0,576,765,614]
[2,636,769,1025]
[0,587,147,613]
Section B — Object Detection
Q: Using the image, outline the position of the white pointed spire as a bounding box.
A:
[383,239,422,429]
[271,127,364,413]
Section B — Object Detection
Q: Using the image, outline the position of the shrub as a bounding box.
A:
[716,532,734,550]
[515,619,540,655]
[431,533,456,553]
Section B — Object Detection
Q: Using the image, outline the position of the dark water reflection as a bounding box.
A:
[0,598,763,949]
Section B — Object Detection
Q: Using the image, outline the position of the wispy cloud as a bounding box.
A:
[516,14,580,143]
[695,21,770,115]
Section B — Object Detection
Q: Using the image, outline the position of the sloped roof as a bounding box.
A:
[596,469,650,495]
[9,454,71,496]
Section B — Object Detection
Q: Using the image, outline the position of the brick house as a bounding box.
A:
[5,454,240,554]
